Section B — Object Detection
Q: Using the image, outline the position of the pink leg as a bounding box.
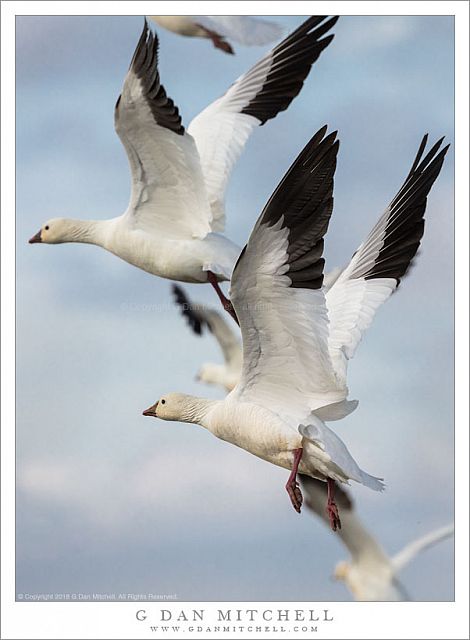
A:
[211,34,234,54]
[285,448,303,513]
[326,478,341,531]
[207,271,239,325]
[197,25,234,54]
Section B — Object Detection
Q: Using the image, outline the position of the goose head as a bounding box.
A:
[29,218,74,244]
[29,218,98,244]
[143,392,193,422]
[334,561,350,582]
[142,392,213,425]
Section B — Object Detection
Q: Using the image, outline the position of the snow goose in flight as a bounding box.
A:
[149,15,284,54]
[170,268,352,393]
[29,16,338,322]
[172,284,242,391]
[301,476,454,601]
[143,126,448,530]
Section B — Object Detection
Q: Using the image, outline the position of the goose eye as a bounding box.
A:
[45,225,49,231]
[161,399,166,405]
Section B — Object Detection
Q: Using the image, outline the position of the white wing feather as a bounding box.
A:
[392,523,454,573]
[326,271,396,384]
[188,17,338,232]
[202,309,242,367]
[188,110,256,231]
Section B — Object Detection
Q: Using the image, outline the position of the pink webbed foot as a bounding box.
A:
[326,478,342,531]
[196,24,235,54]
[211,35,234,54]
[286,478,303,513]
[285,448,304,514]
[327,501,341,531]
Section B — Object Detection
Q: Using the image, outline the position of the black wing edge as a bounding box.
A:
[172,285,211,336]
[116,19,184,135]
[241,16,339,125]
[364,135,449,284]
[251,125,339,290]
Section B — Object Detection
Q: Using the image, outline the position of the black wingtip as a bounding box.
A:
[127,21,184,136]
[171,283,183,298]
[240,16,338,126]
[311,16,339,42]
[329,129,339,142]
[172,285,208,336]
[363,133,449,284]
[251,124,339,291]
[406,133,448,181]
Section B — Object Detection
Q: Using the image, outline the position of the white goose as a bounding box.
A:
[29,17,338,319]
[171,269,347,392]
[301,476,454,601]
[172,284,242,391]
[149,15,284,54]
[143,126,448,529]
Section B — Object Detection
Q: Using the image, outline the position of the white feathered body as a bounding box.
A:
[149,15,284,45]
[150,16,207,38]
[95,218,240,282]
[342,563,401,601]
[200,397,376,486]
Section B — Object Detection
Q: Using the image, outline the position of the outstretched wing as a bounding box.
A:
[193,15,284,46]
[392,523,454,573]
[230,127,345,425]
[115,21,212,238]
[202,310,242,368]
[188,16,338,232]
[326,135,449,383]
[172,285,241,366]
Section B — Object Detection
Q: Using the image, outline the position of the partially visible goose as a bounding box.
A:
[149,15,284,54]
[172,284,242,391]
[301,476,454,601]
[143,126,448,530]
[29,17,338,321]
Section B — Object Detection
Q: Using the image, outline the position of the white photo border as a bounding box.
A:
[2,2,468,639]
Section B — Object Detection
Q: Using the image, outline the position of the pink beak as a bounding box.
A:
[142,402,158,417]
[29,230,42,244]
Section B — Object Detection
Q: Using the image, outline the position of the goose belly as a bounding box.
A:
[207,402,303,470]
[205,402,351,483]
[104,233,239,284]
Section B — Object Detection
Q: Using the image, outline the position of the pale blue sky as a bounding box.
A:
[16,15,454,601]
